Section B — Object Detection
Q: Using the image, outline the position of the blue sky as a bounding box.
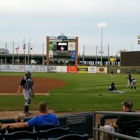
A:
[0,0,140,56]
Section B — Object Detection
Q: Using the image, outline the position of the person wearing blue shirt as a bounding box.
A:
[108,83,116,91]
[4,102,59,129]
[108,83,124,93]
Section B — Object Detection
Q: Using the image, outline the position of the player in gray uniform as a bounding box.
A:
[17,71,34,116]
[130,78,136,91]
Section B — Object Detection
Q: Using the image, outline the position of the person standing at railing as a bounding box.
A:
[103,100,139,140]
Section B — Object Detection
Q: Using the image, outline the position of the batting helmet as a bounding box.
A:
[25,71,31,76]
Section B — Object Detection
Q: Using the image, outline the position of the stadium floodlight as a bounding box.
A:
[129,42,133,51]
[97,23,106,66]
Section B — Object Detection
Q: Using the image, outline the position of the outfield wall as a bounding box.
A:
[0,65,107,73]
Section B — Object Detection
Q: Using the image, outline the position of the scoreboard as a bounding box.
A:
[121,51,140,66]
[49,38,76,59]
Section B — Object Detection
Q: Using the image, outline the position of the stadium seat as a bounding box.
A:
[38,127,70,139]
[135,128,140,138]
[35,124,60,132]
[48,133,88,140]
[4,130,38,140]
[0,128,6,139]
[7,127,34,133]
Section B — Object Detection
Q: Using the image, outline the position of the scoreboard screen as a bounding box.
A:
[57,42,68,51]
[121,51,140,66]
[49,37,76,59]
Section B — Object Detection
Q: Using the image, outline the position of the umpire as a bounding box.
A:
[17,71,34,116]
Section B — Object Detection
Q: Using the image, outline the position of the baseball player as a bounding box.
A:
[110,71,114,78]
[126,72,131,87]
[130,78,136,91]
[108,83,124,93]
[17,71,34,116]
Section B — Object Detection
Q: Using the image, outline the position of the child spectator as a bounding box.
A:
[15,113,25,122]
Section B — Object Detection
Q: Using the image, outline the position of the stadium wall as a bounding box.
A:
[1,64,140,74]
[0,65,107,73]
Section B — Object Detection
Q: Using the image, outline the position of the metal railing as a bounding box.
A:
[93,111,140,140]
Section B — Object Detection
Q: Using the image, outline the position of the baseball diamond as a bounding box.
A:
[0,76,66,94]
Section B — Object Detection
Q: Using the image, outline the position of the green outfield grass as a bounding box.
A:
[0,72,140,112]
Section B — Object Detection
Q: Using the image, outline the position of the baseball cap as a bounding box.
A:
[121,100,133,108]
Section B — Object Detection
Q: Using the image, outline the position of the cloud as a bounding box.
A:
[94,0,140,18]
[0,0,140,55]
[0,0,94,12]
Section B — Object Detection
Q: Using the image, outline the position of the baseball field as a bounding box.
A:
[0,72,140,112]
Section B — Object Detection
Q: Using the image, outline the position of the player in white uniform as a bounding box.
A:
[17,71,34,116]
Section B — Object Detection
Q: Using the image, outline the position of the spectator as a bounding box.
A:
[126,72,131,87]
[4,102,59,129]
[15,113,25,122]
[100,115,118,127]
[103,100,139,140]
[130,78,136,91]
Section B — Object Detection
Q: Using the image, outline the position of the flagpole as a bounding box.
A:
[30,47,32,64]
[30,39,32,65]
[12,41,14,65]
[82,45,85,65]
[28,42,30,65]
[32,49,33,60]
[108,43,110,66]
[42,43,44,65]
[96,46,97,66]
[17,49,18,64]
[23,38,26,65]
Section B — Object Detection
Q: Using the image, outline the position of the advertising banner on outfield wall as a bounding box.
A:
[96,67,107,73]
[78,66,88,73]
[67,66,77,73]
[57,66,67,73]
[14,65,25,72]
[1,65,13,72]
[46,66,57,73]
[36,66,46,72]
[88,66,96,73]
[25,65,36,72]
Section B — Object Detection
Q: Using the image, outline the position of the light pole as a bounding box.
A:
[97,23,106,66]
[129,42,133,51]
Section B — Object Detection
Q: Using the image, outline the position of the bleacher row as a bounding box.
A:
[0,112,93,140]
[0,126,89,140]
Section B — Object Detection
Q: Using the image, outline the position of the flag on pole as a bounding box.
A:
[15,46,19,50]
[23,44,26,49]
